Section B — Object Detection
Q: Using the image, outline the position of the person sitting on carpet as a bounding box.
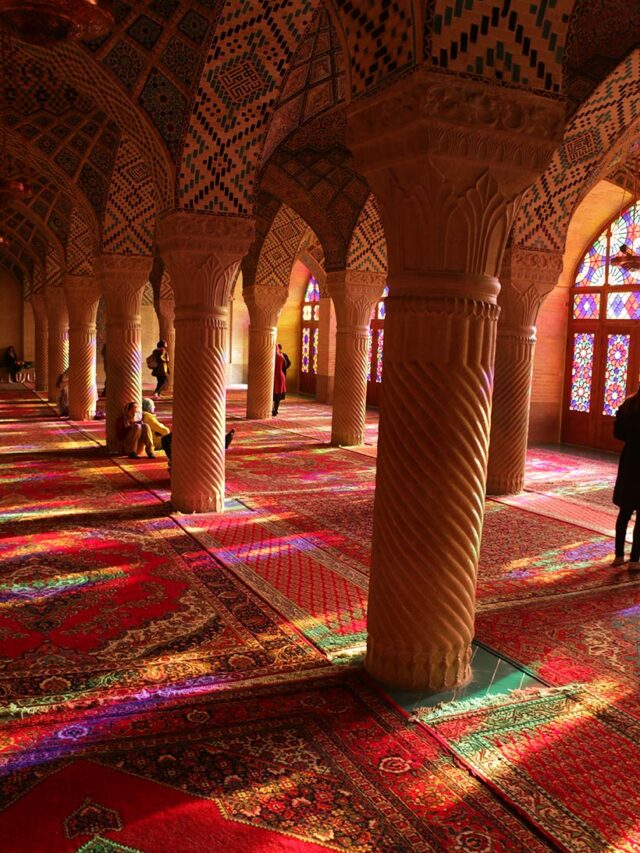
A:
[161,427,235,471]
[142,397,170,450]
[4,346,24,382]
[612,385,640,570]
[116,401,155,459]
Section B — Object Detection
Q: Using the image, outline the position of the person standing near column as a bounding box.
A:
[272,344,286,416]
[612,386,640,569]
[150,339,170,399]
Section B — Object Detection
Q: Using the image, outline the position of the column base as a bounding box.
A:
[171,490,225,514]
[330,430,364,447]
[70,407,96,422]
[486,473,525,496]
[247,405,272,421]
[365,637,472,692]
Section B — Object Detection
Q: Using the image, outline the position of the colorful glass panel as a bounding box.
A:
[574,233,608,288]
[569,333,594,413]
[312,328,319,374]
[603,334,630,416]
[375,329,384,383]
[609,202,640,286]
[302,305,312,321]
[313,304,320,321]
[377,285,389,320]
[367,328,373,382]
[304,276,320,302]
[301,327,310,373]
[572,293,600,319]
[606,291,640,320]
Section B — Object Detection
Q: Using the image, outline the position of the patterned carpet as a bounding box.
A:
[1,675,551,853]
[525,446,617,509]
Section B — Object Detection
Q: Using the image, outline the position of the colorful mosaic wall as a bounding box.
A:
[46,243,63,289]
[255,204,308,289]
[347,194,387,274]
[427,0,570,94]
[66,208,95,276]
[102,135,155,255]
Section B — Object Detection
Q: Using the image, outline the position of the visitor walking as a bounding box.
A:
[273,344,286,417]
[116,401,155,459]
[148,340,169,399]
[612,386,640,569]
[4,346,24,382]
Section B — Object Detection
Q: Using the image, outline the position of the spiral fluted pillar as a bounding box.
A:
[244,285,288,420]
[328,270,385,446]
[348,69,564,689]
[44,286,69,403]
[156,212,254,513]
[95,255,151,450]
[63,274,100,422]
[487,249,563,495]
[155,295,175,395]
[31,293,48,392]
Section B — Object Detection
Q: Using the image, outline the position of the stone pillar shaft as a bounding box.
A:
[156,212,254,513]
[31,294,48,392]
[244,285,288,420]
[329,270,385,446]
[487,249,563,495]
[95,256,150,450]
[64,275,100,421]
[347,69,564,690]
[45,287,69,403]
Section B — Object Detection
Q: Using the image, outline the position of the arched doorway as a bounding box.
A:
[299,275,320,396]
[563,201,640,451]
[367,285,388,406]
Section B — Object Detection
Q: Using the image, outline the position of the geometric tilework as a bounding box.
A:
[255,203,308,289]
[347,194,387,274]
[427,0,570,95]
[513,49,640,252]
[46,243,63,288]
[66,207,95,275]
[179,0,318,213]
[102,135,155,255]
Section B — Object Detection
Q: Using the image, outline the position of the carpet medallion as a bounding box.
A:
[0,678,550,852]
[414,686,640,852]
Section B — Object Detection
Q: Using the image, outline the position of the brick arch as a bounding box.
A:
[512,49,640,252]
[0,232,38,296]
[254,203,310,290]
[46,243,63,288]
[6,201,66,269]
[66,208,96,275]
[0,253,24,286]
[347,194,387,274]
[102,135,156,255]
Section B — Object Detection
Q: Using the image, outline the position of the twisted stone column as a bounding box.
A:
[95,255,151,450]
[154,294,175,395]
[348,69,564,690]
[487,248,563,495]
[328,270,386,446]
[63,274,100,421]
[44,286,69,403]
[157,212,254,513]
[244,285,288,419]
[31,293,48,392]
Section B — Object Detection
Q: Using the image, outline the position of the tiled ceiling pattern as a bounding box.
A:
[347,194,387,274]
[46,242,63,288]
[102,134,155,255]
[0,251,25,287]
[242,190,282,287]
[564,0,640,116]
[255,203,308,288]
[262,7,346,164]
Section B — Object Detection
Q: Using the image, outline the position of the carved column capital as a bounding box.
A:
[63,274,100,324]
[498,248,564,334]
[156,211,255,310]
[243,284,288,328]
[327,269,386,329]
[44,285,69,321]
[31,291,47,321]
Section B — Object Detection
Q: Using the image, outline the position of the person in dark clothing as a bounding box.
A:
[612,386,640,569]
[4,346,23,382]
[277,343,291,375]
[150,340,170,399]
[161,428,235,470]
[273,345,287,416]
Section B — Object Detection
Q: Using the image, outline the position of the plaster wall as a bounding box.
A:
[0,271,23,360]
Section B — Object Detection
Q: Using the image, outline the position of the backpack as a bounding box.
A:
[146,352,157,370]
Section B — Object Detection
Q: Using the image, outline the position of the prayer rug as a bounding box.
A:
[0,676,550,853]
[491,491,623,541]
[525,447,617,509]
[413,685,640,853]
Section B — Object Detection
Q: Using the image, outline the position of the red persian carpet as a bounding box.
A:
[0,676,551,853]
[525,446,617,509]
[413,685,640,852]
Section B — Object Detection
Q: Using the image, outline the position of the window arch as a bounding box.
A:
[564,201,640,450]
[300,275,320,395]
[366,285,388,406]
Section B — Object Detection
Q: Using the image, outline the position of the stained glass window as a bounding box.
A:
[377,285,389,320]
[302,305,312,321]
[375,329,384,383]
[574,234,608,288]
[313,304,319,321]
[569,333,594,413]
[301,327,310,373]
[609,202,640,286]
[304,276,320,302]
[603,334,630,416]
[312,328,319,374]
[606,291,640,320]
[572,293,600,319]
[367,328,373,382]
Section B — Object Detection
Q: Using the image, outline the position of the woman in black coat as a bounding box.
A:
[612,387,640,569]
